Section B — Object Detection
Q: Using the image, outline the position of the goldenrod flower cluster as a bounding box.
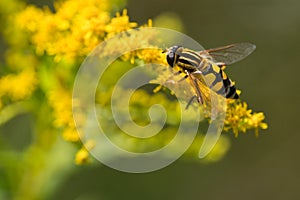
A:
[11,0,154,164]
[16,0,140,62]
[0,69,38,102]
[48,87,79,142]
[225,99,268,137]
[0,0,268,167]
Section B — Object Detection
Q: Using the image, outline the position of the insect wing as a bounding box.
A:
[199,42,256,65]
[187,71,212,107]
[188,71,227,113]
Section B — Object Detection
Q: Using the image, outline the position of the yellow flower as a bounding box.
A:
[136,48,166,64]
[15,5,45,32]
[248,112,268,137]
[105,9,138,37]
[62,127,80,142]
[74,141,95,165]
[47,87,73,128]
[16,0,111,62]
[75,148,90,165]
[48,86,89,143]
[224,99,268,137]
[0,69,38,101]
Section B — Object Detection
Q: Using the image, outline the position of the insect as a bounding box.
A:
[163,42,256,107]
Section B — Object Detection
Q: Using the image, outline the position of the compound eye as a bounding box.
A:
[167,52,175,67]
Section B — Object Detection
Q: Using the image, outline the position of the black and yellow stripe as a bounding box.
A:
[174,48,239,99]
[176,49,202,71]
[220,68,239,99]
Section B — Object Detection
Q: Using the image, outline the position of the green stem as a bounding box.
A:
[4,101,76,200]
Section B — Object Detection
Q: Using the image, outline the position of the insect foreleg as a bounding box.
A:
[185,95,197,110]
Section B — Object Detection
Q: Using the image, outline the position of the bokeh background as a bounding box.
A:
[1,0,299,199]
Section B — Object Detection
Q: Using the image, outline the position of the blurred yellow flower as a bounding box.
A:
[0,69,38,101]
[75,148,90,165]
[48,87,73,128]
[74,141,95,164]
[62,127,80,142]
[16,0,110,61]
[15,0,145,62]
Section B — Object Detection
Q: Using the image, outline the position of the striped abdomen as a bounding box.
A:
[201,61,239,99]
[176,49,239,99]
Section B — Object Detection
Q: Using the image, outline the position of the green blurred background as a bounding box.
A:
[1,0,300,199]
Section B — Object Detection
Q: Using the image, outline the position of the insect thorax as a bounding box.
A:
[175,49,203,73]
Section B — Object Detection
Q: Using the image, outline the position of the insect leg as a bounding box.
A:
[185,95,197,109]
[166,69,191,84]
[165,70,183,84]
[177,74,188,82]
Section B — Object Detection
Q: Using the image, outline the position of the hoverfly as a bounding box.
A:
[163,42,256,107]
